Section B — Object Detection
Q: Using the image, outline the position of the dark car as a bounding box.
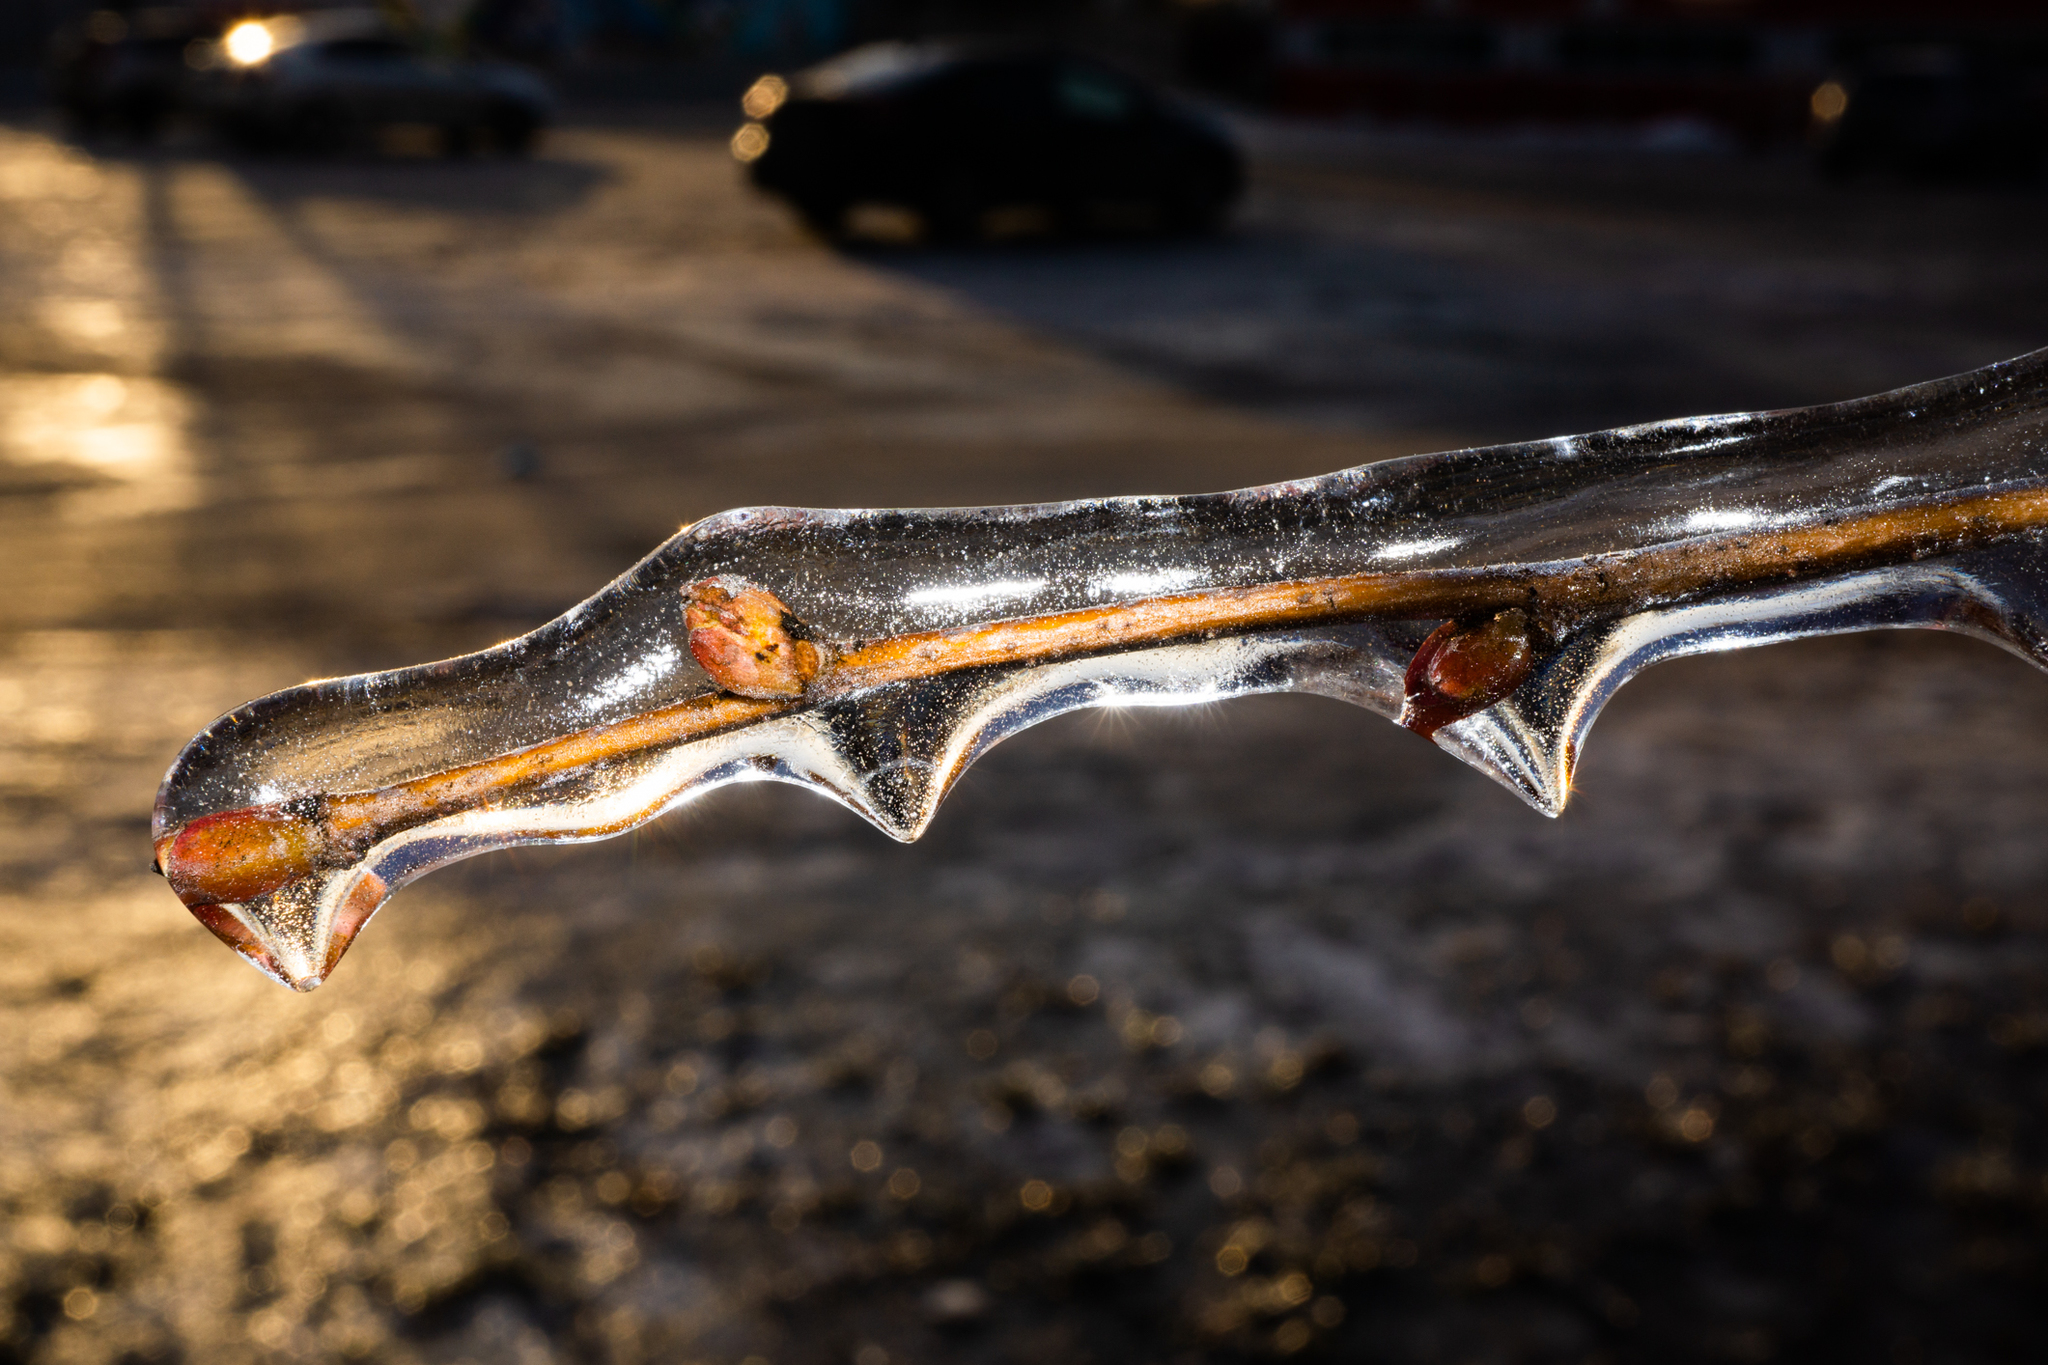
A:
[1811,51,2048,181]
[188,8,552,156]
[733,41,1244,240]
[50,6,224,142]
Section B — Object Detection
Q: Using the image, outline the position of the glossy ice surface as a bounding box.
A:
[155,349,2048,989]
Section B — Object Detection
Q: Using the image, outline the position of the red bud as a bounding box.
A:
[1401,609,1542,738]
[161,802,324,906]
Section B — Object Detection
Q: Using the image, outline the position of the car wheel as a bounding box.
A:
[792,196,848,237]
[119,93,170,144]
[488,105,539,157]
[1159,187,1228,236]
[63,100,105,140]
[217,113,267,154]
[290,100,352,156]
[919,179,986,244]
[1814,133,1867,181]
[1158,158,1236,236]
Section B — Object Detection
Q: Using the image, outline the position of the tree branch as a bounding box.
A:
[158,483,2048,911]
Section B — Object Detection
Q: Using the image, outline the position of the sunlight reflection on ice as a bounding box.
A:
[1371,535,1462,562]
[577,640,683,717]
[1093,568,1199,597]
[0,373,201,521]
[38,298,128,345]
[903,579,1046,610]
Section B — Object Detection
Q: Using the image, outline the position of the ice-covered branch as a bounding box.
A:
[154,349,2048,989]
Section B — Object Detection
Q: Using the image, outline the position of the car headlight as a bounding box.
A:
[731,123,770,163]
[742,74,788,120]
[223,20,275,66]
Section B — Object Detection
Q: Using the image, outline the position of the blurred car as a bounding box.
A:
[50,6,223,142]
[1810,52,2048,181]
[188,9,553,156]
[732,41,1244,240]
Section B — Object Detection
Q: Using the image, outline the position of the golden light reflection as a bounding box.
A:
[0,372,199,520]
[741,74,789,120]
[40,298,126,344]
[0,131,103,201]
[1811,81,1848,123]
[730,123,770,163]
[224,20,276,66]
[843,203,920,243]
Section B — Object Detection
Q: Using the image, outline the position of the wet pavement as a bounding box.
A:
[3,111,2048,1364]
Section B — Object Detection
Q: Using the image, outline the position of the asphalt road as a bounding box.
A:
[2,110,2047,1364]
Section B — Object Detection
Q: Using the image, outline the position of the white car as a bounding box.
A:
[189,8,553,155]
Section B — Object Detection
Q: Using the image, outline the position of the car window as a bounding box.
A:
[1055,65,1136,121]
[802,41,954,97]
[932,61,1052,117]
[316,38,410,62]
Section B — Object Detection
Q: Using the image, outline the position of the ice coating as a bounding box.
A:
[155,348,2048,990]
